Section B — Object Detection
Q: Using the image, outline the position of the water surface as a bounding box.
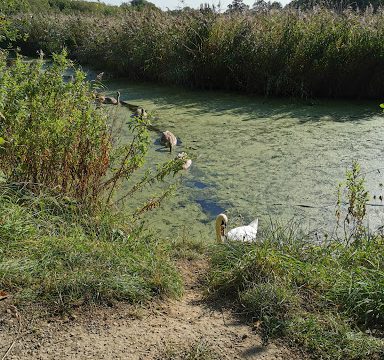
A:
[105,80,384,241]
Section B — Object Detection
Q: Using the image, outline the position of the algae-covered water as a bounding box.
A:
[104,80,384,241]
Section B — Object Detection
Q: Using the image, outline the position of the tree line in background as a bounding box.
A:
[1,0,384,14]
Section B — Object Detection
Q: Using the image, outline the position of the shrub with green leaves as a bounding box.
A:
[0,51,111,205]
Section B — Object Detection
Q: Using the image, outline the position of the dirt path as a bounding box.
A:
[0,260,299,359]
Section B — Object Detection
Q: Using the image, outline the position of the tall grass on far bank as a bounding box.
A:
[9,7,384,98]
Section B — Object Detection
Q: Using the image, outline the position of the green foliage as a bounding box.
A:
[227,0,249,13]
[0,0,27,43]
[252,0,283,11]
[25,0,122,15]
[336,161,369,241]
[129,0,159,11]
[207,228,384,359]
[0,51,187,210]
[0,185,182,310]
[0,51,110,205]
[0,0,30,14]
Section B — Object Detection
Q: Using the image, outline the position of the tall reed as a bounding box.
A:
[9,7,384,98]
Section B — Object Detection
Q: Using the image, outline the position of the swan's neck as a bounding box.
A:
[117,92,120,103]
[215,216,226,243]
[216,224,223,243]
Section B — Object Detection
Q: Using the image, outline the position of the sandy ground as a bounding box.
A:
[0,260,301,360]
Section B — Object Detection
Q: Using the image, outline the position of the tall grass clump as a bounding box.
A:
[0,184,182,311]
[208,231,384,359]
[207,165,384,359]
[8,7,384,98]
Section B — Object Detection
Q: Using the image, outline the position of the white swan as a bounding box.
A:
[215,213,258,242]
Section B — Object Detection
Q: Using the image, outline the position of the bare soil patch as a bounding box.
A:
[0,259,301,360]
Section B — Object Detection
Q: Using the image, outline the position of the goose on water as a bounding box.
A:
[120,101,148,118]
[215,213,258,242]
[160,131,177,153]
[121,102,139,112]
[103,91,120,105]
[176,152,192,170]
[133,107,148,119]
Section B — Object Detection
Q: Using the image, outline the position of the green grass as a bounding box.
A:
[0,185,183,311]
[160,340,219,360]
[207,226,384,359]
[170,236,207,261]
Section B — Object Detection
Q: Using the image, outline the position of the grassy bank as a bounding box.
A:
[0,184,182,311]
[208,167,384,359]
[207,225,384,359]
[7,7,384,98]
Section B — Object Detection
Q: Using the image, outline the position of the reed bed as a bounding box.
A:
[9,7,384,98]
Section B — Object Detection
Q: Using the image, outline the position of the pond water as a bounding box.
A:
[103,79,384,241]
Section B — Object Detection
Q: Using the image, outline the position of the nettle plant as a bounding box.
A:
[0,50,186,214]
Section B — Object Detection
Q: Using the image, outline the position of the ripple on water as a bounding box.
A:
[186,180,208,189]
[195,199,226,219]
